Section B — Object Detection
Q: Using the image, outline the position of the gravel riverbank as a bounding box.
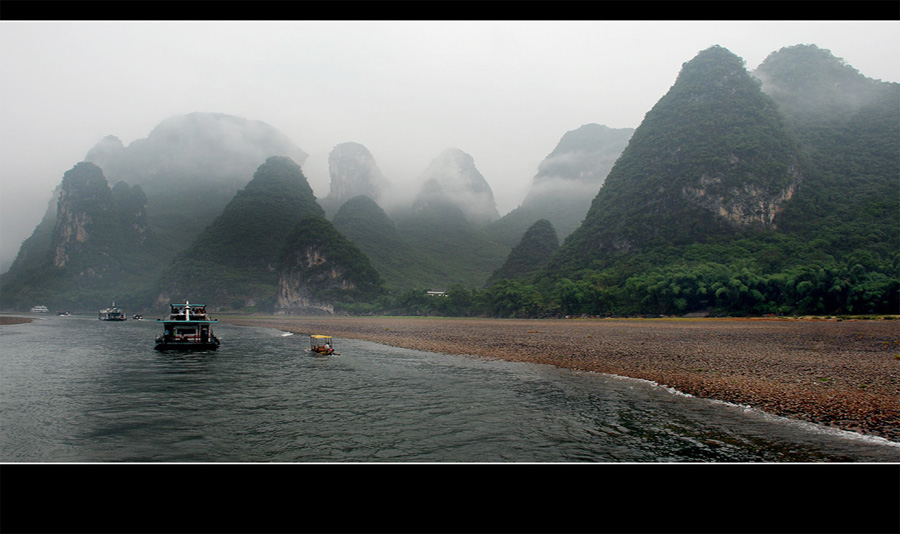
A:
[221,315,900,443]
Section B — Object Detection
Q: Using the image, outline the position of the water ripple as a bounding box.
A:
[2,315,897,462]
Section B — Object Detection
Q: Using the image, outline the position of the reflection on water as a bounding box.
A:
[1,314,898,462]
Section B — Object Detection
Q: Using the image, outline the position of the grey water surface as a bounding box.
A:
[2,314,898,462]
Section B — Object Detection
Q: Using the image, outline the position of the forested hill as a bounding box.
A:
[549,45,804,276]
[754,44,900,261]
[0,162,164,308]
[487,219,559,286]
[532,45,898,317]
[331,195,436,290]
[154,156,324,309]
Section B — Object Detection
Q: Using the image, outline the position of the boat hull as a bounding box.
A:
[154,339,220,352]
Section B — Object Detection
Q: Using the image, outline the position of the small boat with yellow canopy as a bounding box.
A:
[309,335,339,355]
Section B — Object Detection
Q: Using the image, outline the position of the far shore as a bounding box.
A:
[221,314,900,443]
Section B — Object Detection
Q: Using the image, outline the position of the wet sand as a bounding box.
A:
[221,315,900,443]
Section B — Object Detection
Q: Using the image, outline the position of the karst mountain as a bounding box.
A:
[319,142,391,218]
[488,123,633,247]
[155,155,325,308]
[549,45,805,276]
[2,44,896,317]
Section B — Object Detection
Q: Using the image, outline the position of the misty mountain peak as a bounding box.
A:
[84,135,125,164]
[488,123,633,248]
[323,142,390,213]
[526,123,634,202]
[753,44,894,123]
[416,148,499,225]
[84,112,308,189]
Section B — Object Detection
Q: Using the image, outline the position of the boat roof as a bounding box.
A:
[310,335,332,339]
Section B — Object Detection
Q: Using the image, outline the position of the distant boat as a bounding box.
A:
[132,314,143,320]
[309,334,339,355]
[154,301,220,351]
[99,302,127,321]
[30,305,49,313]
[56,311,71,316]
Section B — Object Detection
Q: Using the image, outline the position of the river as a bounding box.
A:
[2,313,898,462]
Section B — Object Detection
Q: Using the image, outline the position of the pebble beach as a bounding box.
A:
[222,315,900,443]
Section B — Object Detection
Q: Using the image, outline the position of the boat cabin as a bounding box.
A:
[154,301,220,351]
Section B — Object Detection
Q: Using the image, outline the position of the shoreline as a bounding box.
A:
[221,315,900,443]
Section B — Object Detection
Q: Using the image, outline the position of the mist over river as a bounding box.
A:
[1,314,898,462]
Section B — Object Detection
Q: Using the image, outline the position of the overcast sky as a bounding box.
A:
[1,20,898,271]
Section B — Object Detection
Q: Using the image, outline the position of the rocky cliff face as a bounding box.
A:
[680,170,800,228]
[52,162,114,269]
[275,247,343,315]
[275,216,383,315]
[50,162,151,282]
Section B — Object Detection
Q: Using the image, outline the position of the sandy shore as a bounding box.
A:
[221,315,900,443]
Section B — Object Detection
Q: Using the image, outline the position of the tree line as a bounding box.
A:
[337,252,899,319]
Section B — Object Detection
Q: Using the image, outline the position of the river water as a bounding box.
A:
[2,314,898,462]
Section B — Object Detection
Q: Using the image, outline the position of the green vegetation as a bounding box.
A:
[0,163,170,310]
[278,215,385,310]
[486,219,559,285]
[331,195,437,290]
[350,248,898,318]
[3,49,895,319]
[392,197,509,289]
[355,46,899,319]
[548,46,804,277]
[155,156,324,306]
